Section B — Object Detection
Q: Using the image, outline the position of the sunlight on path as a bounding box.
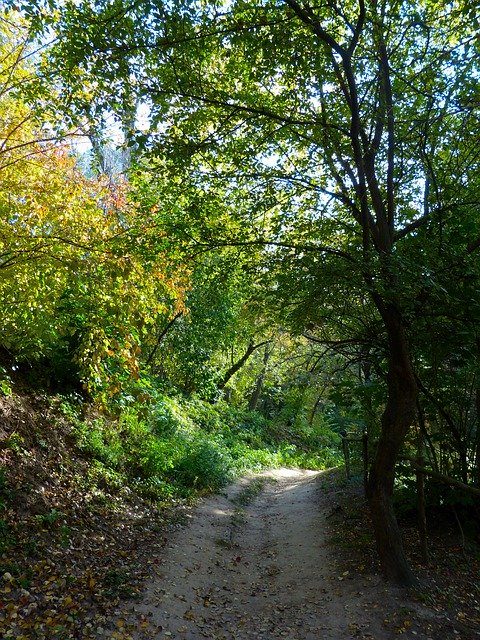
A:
[126,469,432,640]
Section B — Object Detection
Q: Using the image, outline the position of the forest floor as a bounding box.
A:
[119,468,479,640]
[1,391,479,639]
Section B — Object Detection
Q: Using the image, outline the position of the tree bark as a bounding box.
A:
[367,304,418,587]
[218,339,270,391]
[308,391,324,426]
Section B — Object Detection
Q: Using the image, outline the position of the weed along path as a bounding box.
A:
[126,469,442,640]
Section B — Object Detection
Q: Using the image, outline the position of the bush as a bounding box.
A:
[64,382,342,503]
[172,437,235,491]
[74,419,124,468]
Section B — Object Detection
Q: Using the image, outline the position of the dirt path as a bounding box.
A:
[128,469,443,639]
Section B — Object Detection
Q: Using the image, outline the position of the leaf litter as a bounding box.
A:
[0,393,478,639]
[0,393,183,639]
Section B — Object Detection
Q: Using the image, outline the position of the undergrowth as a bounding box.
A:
[61,382,342,502]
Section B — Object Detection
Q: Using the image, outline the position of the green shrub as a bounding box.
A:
[172,437,235,491]
[74,419,123,468]
[151,401,182,436]
[87,461,126,491]
[129,435,180,478]
[132,476,178,501]
[183,396,223,432]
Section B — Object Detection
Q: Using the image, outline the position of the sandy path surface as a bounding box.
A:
[130,469,437,639]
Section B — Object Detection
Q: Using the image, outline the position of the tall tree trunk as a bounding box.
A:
[367,303,418,587]
[308,391,324,426]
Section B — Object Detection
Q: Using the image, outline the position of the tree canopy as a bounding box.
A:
[2,0,480,585]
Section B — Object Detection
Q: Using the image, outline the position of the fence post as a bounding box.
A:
[362,431,368,497]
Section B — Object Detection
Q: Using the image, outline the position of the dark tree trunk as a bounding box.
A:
[144,312,183,368]
[248,373,264,412]
[367,303,418,587]
[308,392,324,426]
[218,339,270,391]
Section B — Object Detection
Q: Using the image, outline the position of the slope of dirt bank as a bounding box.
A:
[0,393,176,640]
[125,469,460,640]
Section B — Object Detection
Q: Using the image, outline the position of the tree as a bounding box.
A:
[27,0,480,584]
[144,249,271,398]
[0,9,188,395]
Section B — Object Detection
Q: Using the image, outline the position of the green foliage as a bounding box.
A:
[102,568,137,600]
[61,381,341,502]
[394,469,478,519]
[86,461,126,492]
[2,432,27,456]
[0,367,12,396]
[74,419,124,469]
[35,509,63,528]
[173,437,235,491]
[0,11,188,399]
[231,478,270,507]
[151,255,263,399]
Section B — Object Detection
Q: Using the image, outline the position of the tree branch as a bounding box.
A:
[218,339,271,390]
[400,457,480,497]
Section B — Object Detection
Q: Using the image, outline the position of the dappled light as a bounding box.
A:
[0,1,479,637]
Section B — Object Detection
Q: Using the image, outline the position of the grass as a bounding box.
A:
[231,477,272,507]
[214,476,274,550]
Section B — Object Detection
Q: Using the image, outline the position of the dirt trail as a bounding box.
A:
[130,469,440,639]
